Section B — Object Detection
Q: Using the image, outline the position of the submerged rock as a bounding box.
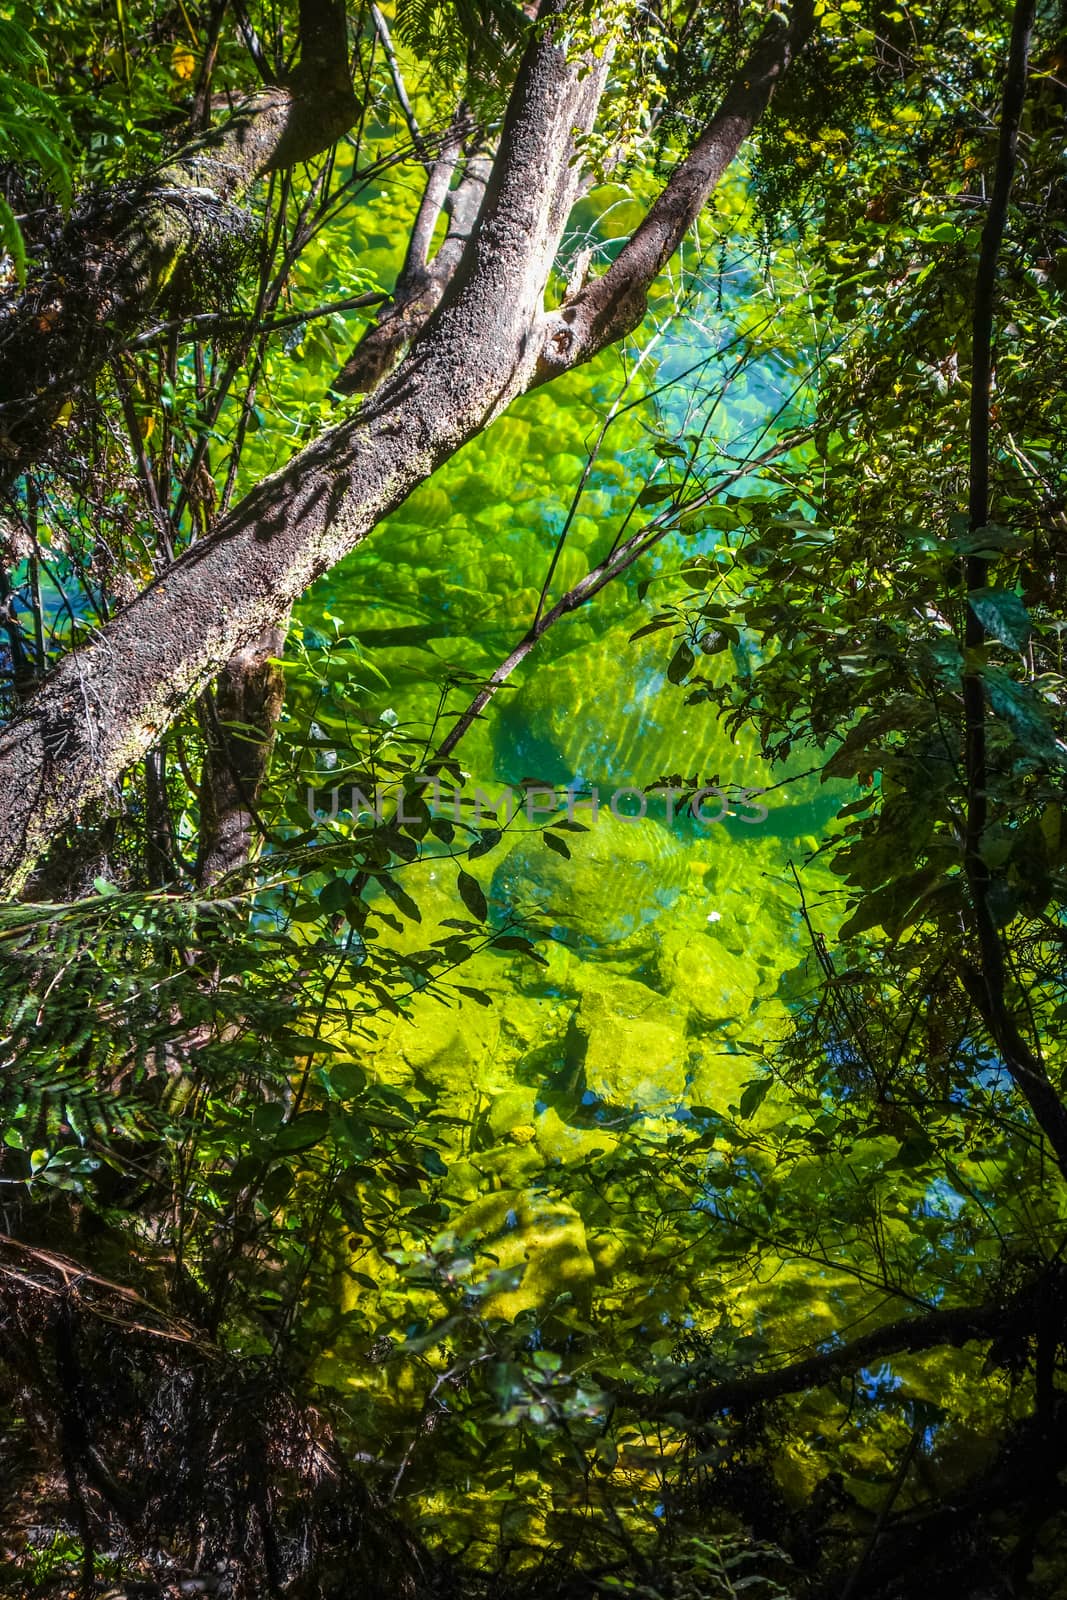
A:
[655,919,762,1031]
[453,1189,596,1321]
[572,967,688,1110]
[490,810,690,953]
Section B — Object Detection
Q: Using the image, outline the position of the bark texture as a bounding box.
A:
[0,1,606,891]
[196,621,288,886]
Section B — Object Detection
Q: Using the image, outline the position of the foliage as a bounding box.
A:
[4,0,1067,1597]
[0,7,73,282]
[395,0,529,89]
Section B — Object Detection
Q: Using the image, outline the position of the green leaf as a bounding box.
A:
[469,828,503,859]
[457,984,492,1006]
[951,523,1025,556]
[667,642,695,685]
[637,483,677,507]
[629,616,674,642]
[0,193,26,286]
[885,1132,936,1170]
[260,1164,295,1207]
[327,1061,368,1099]
[543,831,571,859]
[492,934,547,965]
[318,876,352,914]
[969,588,1031,651]
[274,1111,331,1153]
[457,869,488,922]
[361,1106,412,1130]
[983,669,1066,762]
[837,793,877,818]
[378,874,422,921]
[738,1077,772,1119]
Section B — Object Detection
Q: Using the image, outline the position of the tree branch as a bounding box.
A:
[617,1292,1022,1422]
[370,2,431,167]
[0,0,816,892]
[333,124,489,396]
[431,434,807,766]
[0,4,360,478]
[289,0,353,98]
[0,0,613,892]
[535,0,815,379]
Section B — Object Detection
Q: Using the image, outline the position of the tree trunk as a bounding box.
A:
[196,621,288,886]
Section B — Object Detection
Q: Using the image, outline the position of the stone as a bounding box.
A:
[453,1189,596,1321]
[490,809,689,954]
[572,968,688,1109]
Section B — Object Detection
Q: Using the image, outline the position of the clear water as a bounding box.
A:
[297,254,837,1130]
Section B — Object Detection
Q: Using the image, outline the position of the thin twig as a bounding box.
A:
[121,291,389,353]
[371,3,430,167]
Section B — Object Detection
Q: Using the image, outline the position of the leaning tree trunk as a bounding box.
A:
[0,0,813,894]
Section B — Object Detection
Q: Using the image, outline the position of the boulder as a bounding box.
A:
[490,810,689,954]
[572,968,688,1109]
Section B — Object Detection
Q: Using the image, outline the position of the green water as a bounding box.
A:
[292,241,845,1541]
[296,274,836,1116]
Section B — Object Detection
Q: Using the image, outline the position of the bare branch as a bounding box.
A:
[402,107,474,280]
[371,2,431,167]
[432,433,807,766]
[618,1291,1025,1422]
[535,0,815,380]
[333,132,489,396]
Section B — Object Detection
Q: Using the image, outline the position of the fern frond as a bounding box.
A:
[394,0,528,84]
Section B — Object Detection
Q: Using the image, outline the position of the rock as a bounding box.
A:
[397,999,500,1082]
[572,968,688,1109]
[533,1105,616,1164]
[487,1087,539,1140]
[453,1189,596,1321]
[654,921,760,1031]
[490,810,689,954]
